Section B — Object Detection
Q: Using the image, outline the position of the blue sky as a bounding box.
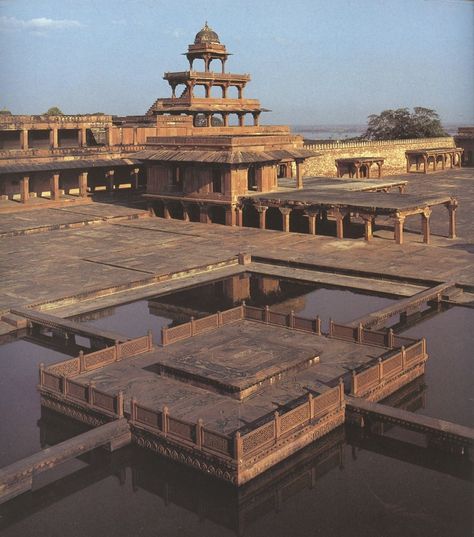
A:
[0,0,473,125]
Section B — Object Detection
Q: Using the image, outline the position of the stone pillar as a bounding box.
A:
[79,171,88,197]
[354,163,361,179]
[49,128,58,149]
[406,156,410,173]
[106,170,115,192]
[237,86,243,99]
[334,210,344,239]
[20,175,29,203]
[421,208,431,244]
[236,205,243,227]
[225,205,237,226]
[377,162,382,178]
[296,161,303,189]
[163,203,171,219]
[253,112,260,127]
[362,215,373,242]
[21,129,29,150]
[131,167,140,189]
[205,84,211,98]
[223,113,229,127]
[366,164,371,179]
[306,211,318,235]
[50,172,60,201]
[257,206,268,229]
[199,204,210,224]
[448,201,457,239]
[78,127,87,147]
[238,113,244,127]
[394,214,405,245]
[205,113,212,127]
[279,207,291,232]
[423,156,428,174]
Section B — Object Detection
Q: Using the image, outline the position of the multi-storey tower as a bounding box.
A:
[146,23,264,127]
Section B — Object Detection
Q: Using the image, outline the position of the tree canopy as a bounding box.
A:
[44,107,64,116]
[363,107,446,140]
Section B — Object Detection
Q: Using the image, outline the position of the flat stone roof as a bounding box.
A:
[75,320,386,433]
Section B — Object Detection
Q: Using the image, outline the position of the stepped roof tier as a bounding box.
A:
[146,24,266,126]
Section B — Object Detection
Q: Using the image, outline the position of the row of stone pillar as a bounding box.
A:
[17,167,140,203]
[155,199,457,244]
[406,152,463,173]
[193,111,260,127]
[17,127,112,150]
[336,161,383,179]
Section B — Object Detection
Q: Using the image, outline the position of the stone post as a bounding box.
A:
[296,160,303,189]
[117,390,124,417]
[225,204,236,226]
[306,211,318,235]
[234,431,242,461]
[162,405,169,435]
[39,363,45,386]
[131,168,140,190]
[161,326,168,346]
[421,208,431,244]
[339,377,345,407]
[279,207,291,232]
[49,128,58,149]
[274,411,281,441]
[362,215,373,242]
[393,214,405,245]
[20,175,29,203]
[196,419,203,449]
[448,201,457,239]
[21,129,29,150]
[351,370,357,395]
[264,305,270,323]
[79,171,88,197]
[335,210,344,239]
[51,172,60,201]
[78,127,87,147]
[378,358,383,383]
[257,206,267,229]
[308,392,314,420]
[236,206,243,227]
[88,381,95,405]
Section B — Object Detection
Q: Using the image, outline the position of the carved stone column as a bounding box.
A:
[21,129,29,150]
[393,213,405,244]
[448,200,458,239]
[51,172,60,201]
[279,207,291,232]
[421,208,432,244]
[296,160,303,189]
[334,210,345,239]
[257,206,268,229]
[106,170,115,192]
[49,128,58,149]
[79,171,88,197]
[131,167,140,190]
[20,175,29,203]
[305,210,318,235]
[236,205,243,227]
[225,205,237,226]
[362,214,374,242]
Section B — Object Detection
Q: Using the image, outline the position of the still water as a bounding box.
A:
[0,275,471,536]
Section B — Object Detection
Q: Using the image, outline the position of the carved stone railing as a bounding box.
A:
[350,339,427,397]
[39,369,124,418]
[43,332,153,377]
[237,382,344,459]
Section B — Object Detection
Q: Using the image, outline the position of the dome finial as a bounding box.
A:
[194,22,220,45]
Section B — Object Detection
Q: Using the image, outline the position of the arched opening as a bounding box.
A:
[208,205,226,225]
[194,114,207,127]
[193,85,206,98]
[242,204,259,228]
[175,84,188,99]
[191,58,206,72]
[209,85,224,98]
[266,207,283,231]
[211,114,225,128]
[227,114,240,126]
[290,209,308,233]
[243,114,254,126]
[247,165,257,190]
[186,203,201,222]
[167,201,184,220]
[227,86,239,99]
[152,200,165,218]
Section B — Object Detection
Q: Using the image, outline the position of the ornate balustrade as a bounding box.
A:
[43,332,153,377]
[351,338,427,397]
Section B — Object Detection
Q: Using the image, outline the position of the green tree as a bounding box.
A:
[363,107,446,140]
[45,106,64,116]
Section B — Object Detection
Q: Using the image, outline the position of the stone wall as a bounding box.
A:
[302,137,455,177]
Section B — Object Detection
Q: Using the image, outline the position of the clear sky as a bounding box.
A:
[0,0,473,126]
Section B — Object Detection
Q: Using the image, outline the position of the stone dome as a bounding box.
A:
[194,22,220,45]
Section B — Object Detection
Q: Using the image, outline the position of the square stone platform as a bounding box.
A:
[74,319,385,435]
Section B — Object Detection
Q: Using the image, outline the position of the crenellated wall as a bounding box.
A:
[302,136,455,177]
